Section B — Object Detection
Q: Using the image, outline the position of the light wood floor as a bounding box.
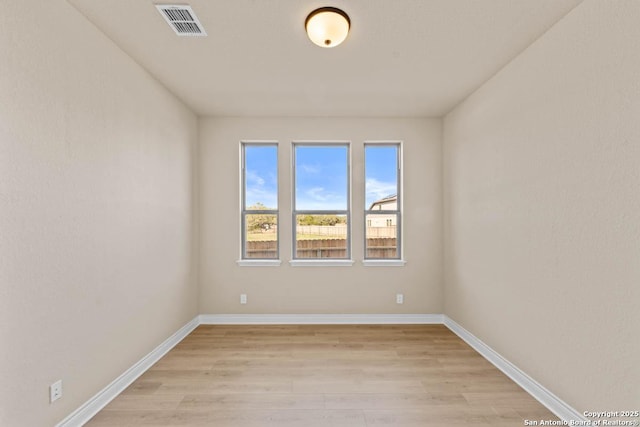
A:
[87,324,557,426]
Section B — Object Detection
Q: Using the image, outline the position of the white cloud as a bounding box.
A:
[307,187,329,201]
[296,187,346,210]
[245,170,276,208]
[300,163,321,174]
[246,187,277,208]
[246,170,265,186]
[366,178,396,204]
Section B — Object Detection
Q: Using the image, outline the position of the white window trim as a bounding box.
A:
[361,259,406,267]
[290,259,355,267]
[237,259,282,267]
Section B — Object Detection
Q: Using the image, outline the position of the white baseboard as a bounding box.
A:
[199,313,444,324]
[55,316,199,427]
[443,315,586,423]
[58,313,585,427]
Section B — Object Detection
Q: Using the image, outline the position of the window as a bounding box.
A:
[241,143,278,260]
[365,143,401,259]
[293,143,350,259]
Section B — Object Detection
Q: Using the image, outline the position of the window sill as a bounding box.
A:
[362,259,406,267]
[236,259,282,267]
[289,259,355,267]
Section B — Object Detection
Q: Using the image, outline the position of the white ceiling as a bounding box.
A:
[68,0,582,117]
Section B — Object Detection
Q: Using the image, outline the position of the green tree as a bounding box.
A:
[296,214,346,226]
[246,203,277,232]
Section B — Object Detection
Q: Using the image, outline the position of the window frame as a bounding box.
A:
[238,141,280,265]
[364,142,403,263]
[291,141,352,263]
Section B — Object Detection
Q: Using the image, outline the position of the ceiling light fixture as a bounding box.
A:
[305,7,350,48]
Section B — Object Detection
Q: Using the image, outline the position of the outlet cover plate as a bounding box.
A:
[50,380,62,403]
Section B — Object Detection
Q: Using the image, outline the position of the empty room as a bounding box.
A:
[1,1,638,426]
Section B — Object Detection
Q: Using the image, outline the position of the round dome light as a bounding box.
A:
[305,7,350,48]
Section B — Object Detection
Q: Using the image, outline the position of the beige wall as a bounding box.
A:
[199,117,442,314]
[0,1,199,426]
[444,0,640,412]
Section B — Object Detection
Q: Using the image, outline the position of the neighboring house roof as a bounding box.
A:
[369,194,397,210]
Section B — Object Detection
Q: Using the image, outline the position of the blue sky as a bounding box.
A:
[245,145,397,210]
[365,145,398,208]
[245,145,278,209]
[295,145,348,210]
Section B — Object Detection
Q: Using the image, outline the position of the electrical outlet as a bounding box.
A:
[50,380,62,403]
[240,294,247,304]
[396,293,404,304]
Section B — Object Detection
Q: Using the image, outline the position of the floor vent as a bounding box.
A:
[156,5,207,36]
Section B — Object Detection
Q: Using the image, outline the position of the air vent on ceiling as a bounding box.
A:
[156,4,207,36]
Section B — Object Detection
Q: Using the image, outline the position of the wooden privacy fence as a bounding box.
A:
[295,226,396,238]
[295,238,347,258]
[246,240,280,259]
[246,238,397,259]
[296,225,347,237]
[365,237,398,259]
[364,226,396,238]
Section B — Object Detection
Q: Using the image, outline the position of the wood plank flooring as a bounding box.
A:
[86,325,558,426]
